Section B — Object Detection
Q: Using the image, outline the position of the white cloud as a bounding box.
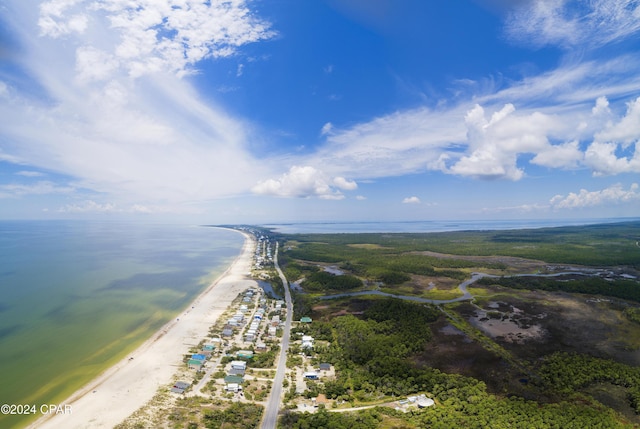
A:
[0,0,275,208]
[320,122,333,136]
[75,46,119,83]
[39,0,275,79]
[402,196,420,204]
[584,142,640,176]
[505,0,640,49]
[38,0,88,38]
[252,165,355,199]
[0,181,75,198]
[550,183,640,208]
[595,96,640,145]
[312,105,469,179]
[530,140,583,169]
[55,200,204,214]
[308,76,640,184]
[304,52,640,184]
[3,0,640,219]
[16,170,45,177]
[447,103,568,180]
[592,96,611,117]
[333,176,357,191]
[482,203,549,215]
[57,200,117,213]
[584,97,640,176]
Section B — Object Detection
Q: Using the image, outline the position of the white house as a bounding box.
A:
[301,335,314,349]
[230,360,247,371]
[225,383,242,393]
[303,371,319,380]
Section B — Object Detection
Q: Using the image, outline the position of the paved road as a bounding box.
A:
[261,242,293,429]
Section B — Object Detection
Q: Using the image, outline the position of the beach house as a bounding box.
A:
[236,350,254,360]
[171,381,191,394]
[303,371,319,380]
[230,360,247,372]
[188,359,204,370]
[301,335,314,349]
[225,383,242,393]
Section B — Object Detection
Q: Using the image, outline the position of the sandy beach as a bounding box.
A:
[29,230,256,429]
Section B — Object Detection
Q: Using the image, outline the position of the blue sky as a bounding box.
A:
[0,0,639,224]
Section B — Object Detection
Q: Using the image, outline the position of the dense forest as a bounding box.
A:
[276,221,640,428]
[301,271,363,291]
[478,275,640,303]
[282,298,634,428]
[277,220,640,268]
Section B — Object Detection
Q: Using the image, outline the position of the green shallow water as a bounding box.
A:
[0,221,243,428]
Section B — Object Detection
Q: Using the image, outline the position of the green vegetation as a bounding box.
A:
[251,345,279,368]
[280,296,631,428]
[332,307,434,366]
[276,221,640,428]
[415,393,625,428]
[539,352,640,413]
[478,275,640,303]
[283,261,319,282]
[202,402,263,429]
[280,406,383,429]
[301,271,363,291]
[279,221,640,268]
[283,242,480,286]
[624,307,640,324]
[282,395,625,429]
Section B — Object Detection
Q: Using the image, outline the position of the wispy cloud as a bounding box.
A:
[56,199,204,214]
[290,56,640,186]
[504,0,640,50]
[402,196,420,204]
[57,200,118,214]
[0,181,75,198]
[1,0,275,207]
[16,170,45,177]
[306,106,468,180]
[262,10,640,192]
[3,0,640,220]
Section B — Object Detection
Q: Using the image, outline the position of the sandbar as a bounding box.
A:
[29,229,256,429]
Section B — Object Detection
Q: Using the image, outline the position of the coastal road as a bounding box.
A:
[261,242,293,429]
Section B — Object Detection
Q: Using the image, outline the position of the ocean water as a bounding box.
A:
[262,217,640,234]
[0,221,244,428]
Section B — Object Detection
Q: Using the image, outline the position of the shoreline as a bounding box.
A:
[28,229,256,429]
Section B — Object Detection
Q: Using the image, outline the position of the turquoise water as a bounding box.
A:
[0,221,244,428]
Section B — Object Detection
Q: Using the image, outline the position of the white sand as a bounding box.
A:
[29,230,256,429]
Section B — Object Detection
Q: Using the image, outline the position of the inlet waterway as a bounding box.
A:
[318,270,617,304]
